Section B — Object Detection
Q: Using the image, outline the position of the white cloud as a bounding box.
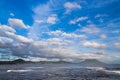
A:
[114,43,120,49]
[0,25,16,37]
[27,39,106,60]
[64,2,81,13]
[76,17,88,22]
[47,30,87,39]
[10,13,14,16]
[69,16,88,24]
[95,14,108,18]
[0,25,16,33]
[35,20,45,23]
[6,32,33,43]
[47,14,58,24]
[47,30,62,36]
[0,37,13,48]
[62,33,87,39]
[0,24,32,43]
[95,14,108,23]
[83,41,107,49]
[0,37,13,44]
[0,0,118,63]
[0,24,111,62]
[0,34,110,61]
[100,34,107,39]
[77,53,106,60]
[8,18,30,29]
[81,24,100,34]
[46,38,68,46]
[34,14,58,24]
[28,0,61,40]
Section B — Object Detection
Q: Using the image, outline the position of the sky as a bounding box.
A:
[0,0,120,63]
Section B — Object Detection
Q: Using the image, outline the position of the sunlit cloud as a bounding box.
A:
[0,0,120,63]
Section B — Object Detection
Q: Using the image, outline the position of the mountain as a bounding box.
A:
[79,59,107,67]
[12,59,25,63]
[0,59,26,65]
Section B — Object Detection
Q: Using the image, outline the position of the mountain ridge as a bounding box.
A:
[79,59,107,67]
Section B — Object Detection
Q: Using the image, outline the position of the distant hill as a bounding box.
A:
[79,59,107,67]
[38,60,70,64]
[0,59,25,65]
[12,59,25,63]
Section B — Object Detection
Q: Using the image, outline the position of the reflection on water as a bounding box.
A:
[105,70,120,74]
[7,69,33,73]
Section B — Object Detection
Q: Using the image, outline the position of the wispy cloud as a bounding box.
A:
[8,18,30,29]
[64,2,81,14]
[10,13,14,17]
[100,34,107,39]
[83,41,107,49]
[46,30,87,39]
[47,14,58,24]
[114,43,120,49]
[69,16,88,24]
[81,24,100,34]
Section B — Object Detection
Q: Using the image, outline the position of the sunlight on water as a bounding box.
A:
[85,67,105,70]
[7,69,33,73]
[105,70,120,74]
[85,67,120,75]
[25,67,44,69]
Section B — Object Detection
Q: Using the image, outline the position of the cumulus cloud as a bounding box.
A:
[46,38,68,46]
[47,14,58,24]
[81,24,100,34]
[0,25,16,33]
[64,2,81,13]
[0,25,16,37]
[0,37,13,48]
[69,16,88,24]
[0,0,119,63]
[0,24,32,43]
[6,32,33,43]
[8,18,30,29]
[83,41,107,49]
[0,23,33,57]
[0,26,98,59]
[26,40,106,60]
[46,30,87,39]
[0,24,110,62]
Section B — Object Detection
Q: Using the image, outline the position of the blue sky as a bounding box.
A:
[0,0,120,63]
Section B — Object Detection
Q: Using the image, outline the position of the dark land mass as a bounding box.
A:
[0,59,70,65]
[0,59,120,68]
[79,59,107,67]
[0,59,28,65]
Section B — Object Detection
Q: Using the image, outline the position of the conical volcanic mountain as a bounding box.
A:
[80,59,107,67]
